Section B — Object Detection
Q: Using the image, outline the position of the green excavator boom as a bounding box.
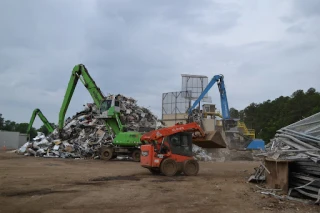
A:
[58,64,105,130]
[27,108,54,137]
[58,64,141,146]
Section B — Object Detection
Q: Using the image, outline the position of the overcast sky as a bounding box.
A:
[0,0,320,128]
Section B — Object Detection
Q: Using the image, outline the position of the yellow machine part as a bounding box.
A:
[237,121,255,139]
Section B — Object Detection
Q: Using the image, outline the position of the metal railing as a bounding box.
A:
[237,121,255,139]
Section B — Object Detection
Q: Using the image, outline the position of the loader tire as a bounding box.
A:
[100,147,113,161]
[132,150,141,162]
[160,158,178,176]
[182,159,199,176]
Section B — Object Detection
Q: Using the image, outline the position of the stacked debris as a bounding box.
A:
[18,94,163,159]
[18,113,111,158]
[255,112,320,203]
[114,94,162,132]
[192,144,213,161]
[188,109,202,124]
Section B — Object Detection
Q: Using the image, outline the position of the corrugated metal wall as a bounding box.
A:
[0,131,27,149]
[19,134,28,148]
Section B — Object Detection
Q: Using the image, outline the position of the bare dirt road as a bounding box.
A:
[0,151,318,213]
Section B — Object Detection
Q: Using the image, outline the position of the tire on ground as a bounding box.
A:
[100,147,114,161]
[182,159,199,176]
[160,158,178,176]
[132,149,141,162]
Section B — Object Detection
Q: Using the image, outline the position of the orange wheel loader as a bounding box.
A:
[140,122,214,176]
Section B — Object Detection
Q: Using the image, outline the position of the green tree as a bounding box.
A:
[0,115,37,139]
[37,123,55,136]
[15,122,37,139]
[240,88,320,143]
[306,87,316,95]
[230,107,239,119]
[0,114,4,129]
[2,120,16,131]
[15,123,29,133]
[239,110,245,121]
[29,128,38,140]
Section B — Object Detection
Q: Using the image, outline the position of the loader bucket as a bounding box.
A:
[192,130,227,148]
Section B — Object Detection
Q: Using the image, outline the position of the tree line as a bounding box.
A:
[229,88,320,143]
[0,114,55,139]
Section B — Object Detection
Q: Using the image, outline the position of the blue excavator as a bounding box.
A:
[187,74,265,150]
[188,75,229,118]
[187,74,237,131]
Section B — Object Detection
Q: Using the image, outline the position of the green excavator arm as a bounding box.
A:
[58,64,105,130]
[27,108,54,138]
[58,64,130,137]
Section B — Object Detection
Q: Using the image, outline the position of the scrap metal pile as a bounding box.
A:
[18,94,162,159]
[114,94,162,132]
[192,144,213,161]
[257,112,320,203]
[188,109,202,124]
[18,116,110,159]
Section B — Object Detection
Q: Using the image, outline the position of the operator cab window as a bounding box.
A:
[100,100,112,113]
[168,133,193,157]
[106,100,112,109]
[171,136,180,146]
[181,135,189,147]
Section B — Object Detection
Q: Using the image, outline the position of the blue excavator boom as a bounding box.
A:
[188,74,230,119]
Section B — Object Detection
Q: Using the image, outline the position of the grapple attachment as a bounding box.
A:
[192,130,227,148]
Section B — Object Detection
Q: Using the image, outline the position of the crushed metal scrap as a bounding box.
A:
[18,94,163,159]
[253,112,320,204]
[192,144,213,161]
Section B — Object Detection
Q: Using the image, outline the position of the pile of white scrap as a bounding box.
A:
[257,112,320,162]
[255,112,320,204]
[17,94,164,159]
[192,144,213,161]
[114,94,165,131]
[18,112,115,158]
[33,132,46,141]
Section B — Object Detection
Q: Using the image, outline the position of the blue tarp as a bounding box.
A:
[246,139,265,150]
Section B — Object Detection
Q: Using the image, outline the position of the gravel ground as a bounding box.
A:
[0,151,319,213]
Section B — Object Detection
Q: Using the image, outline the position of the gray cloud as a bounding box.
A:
[286,25,305,33]
[0,0,319,128]
[292,0,320,17]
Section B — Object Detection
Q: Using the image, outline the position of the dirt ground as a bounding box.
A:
[0,151,318,213]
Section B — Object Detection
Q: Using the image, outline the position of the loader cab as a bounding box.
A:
[167,132,193,157]
[99,97,120,116]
